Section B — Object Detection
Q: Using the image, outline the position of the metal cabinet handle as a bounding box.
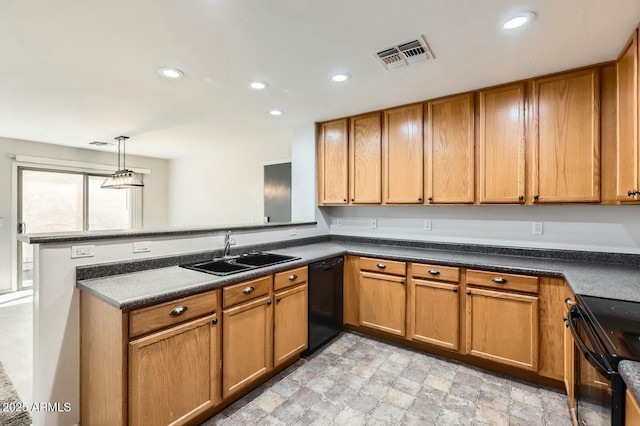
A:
[276,297,282,303]
[518,195,524,202]
[212,318,218,325]
[453,288,458,293]
[428,269,440,275]
[267,300,272,306]
[242,286,255,294]
[492,277,507,284]
[466,290,471,295]
[533,194,539,202]
[351,198,355,202]
[418,197,423,202]
[428,197,433,201]
[169,306,188,316]
[400,279,405,284]
[565,298,574,305]
[629,190,638,197]
[343,199,347,202]
[376,263,386,269]
[288,274,297,281]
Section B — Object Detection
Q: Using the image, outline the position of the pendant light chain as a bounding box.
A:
[117,138,122,171]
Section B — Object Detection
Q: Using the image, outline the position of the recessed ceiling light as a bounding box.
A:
[157,67,184,79]
[331,73,351,82]
[501,12,536,30]
[249,80,268,90]
[269,109,284,116]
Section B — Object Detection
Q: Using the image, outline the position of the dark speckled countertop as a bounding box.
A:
[76,238,640,400]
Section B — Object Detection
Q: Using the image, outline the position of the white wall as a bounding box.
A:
[168,132,292,226]
[32,225,326,426]
[0,137,170,293]
[291,124,316,222]
[326,205,640,253]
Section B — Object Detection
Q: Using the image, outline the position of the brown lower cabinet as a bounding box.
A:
[359,270,406,336]
[222,294,272,398]
[345,256,567,387]
[81,266,308,426]
[465,287,539,371]
[626,389,640,425]
[129,315,219,425]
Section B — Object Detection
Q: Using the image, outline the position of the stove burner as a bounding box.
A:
[611,305,640,321]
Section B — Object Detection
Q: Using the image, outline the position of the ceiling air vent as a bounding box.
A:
[89,141,114,146]
[375,36,434,70]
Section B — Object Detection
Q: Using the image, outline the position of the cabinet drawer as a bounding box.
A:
[129,290,218,338]
[411,263,460,282]
[360,257,406,276]
[223,276,272,308]
[466,269,538,294]
[274,266,308,291]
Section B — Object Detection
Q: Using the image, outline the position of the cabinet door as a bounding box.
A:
[409,278,459,351]
[350,112,382,204]
[425,93,475,204]
[478,84,526,203]
[563,304,575,414]
[274,283,308,367]
[359,271,406,336]
[129,314,219,426]
[383,104,424,204]
[222,296,272,398]
[318,119,348,204]
[466,287,539,371]
[617,29,640,201]
[532,69,600,203]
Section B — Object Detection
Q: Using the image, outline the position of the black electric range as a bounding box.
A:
[571,295,640,426]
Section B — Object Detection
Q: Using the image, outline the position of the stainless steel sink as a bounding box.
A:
[180,252,299,276]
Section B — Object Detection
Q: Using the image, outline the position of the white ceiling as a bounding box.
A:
[1,0,639,159]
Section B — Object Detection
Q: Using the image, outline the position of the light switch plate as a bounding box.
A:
[133,241,151,253]
[71,245,95,258]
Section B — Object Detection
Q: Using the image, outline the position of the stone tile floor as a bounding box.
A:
[202,332,573,425]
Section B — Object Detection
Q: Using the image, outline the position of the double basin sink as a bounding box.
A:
[180,252,300,276]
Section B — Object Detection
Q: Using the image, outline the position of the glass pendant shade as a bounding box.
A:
[101,136,145,189]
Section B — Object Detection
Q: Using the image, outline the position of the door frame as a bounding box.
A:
[11,161,142,293]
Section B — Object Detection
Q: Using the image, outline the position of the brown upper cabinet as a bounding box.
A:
[617,28,640,201]
[383,104,424,204]
[531,68,601,203]
[317,119,348,204]
[349,112,382,204]
[478,84,526,204]
[425,93,475,204]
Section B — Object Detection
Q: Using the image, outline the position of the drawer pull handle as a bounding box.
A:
[492,277,507,284]
[428,269,440,275]
[242,286,255,294]
[377,263,386,269]
[288,274,297,281]
[169,306,188,316]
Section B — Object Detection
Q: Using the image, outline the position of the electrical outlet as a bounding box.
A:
[71,245,95,258]
[289,228,297,236]
[336,218,342,226]
[532,222,543,235]
[133,241,151,253]
[424,219,432,231]
[370,218,377,229]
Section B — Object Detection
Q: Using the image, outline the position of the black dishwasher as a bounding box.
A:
[303,256,344,355]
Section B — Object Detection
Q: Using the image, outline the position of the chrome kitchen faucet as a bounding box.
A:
[223,231,236,257]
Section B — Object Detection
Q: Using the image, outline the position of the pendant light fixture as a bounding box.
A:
[101,136,145,189]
